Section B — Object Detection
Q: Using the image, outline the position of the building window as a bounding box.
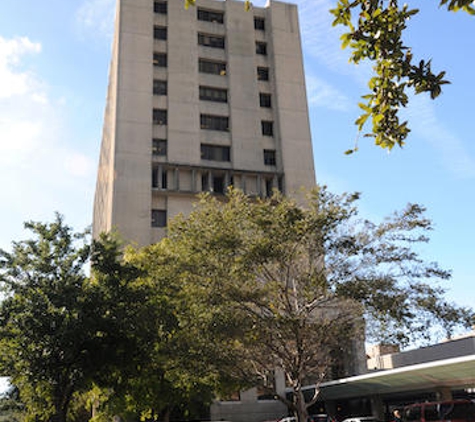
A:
[201,144,231,161]
[153,80,167,95]
[197,8,224,23]
[153,53,167,67]
[152,138,167,155]
[199,59,226,75]
[254,17,265,30]
[264,149,276,165]
[264,178,274,197]
[153,109,167,125]
[154,26,167,40]
[261,121,274,136]
[256,42,267,55]
[202,172,225,194]
[259,93,271,108]
[152,168,168,189]
[199,86,228,103]
[200,114,229,131]
[257,67,269,81]
[152,209,167,227]
[154,1,167,14]
[198,33,225,49]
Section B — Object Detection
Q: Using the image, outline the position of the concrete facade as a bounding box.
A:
[93,0,316,246]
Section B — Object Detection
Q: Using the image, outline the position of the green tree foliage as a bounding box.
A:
[0,216,165,422]
[0,214,94,422]
[327,0,472,151]
[139,187,473,422]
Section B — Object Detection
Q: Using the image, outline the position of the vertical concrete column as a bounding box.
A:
[370,396,385,421]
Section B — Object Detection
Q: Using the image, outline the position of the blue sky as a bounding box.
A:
[0,0,473,363]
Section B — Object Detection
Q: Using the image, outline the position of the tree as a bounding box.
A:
[0,214,95,422]
[140,187,473,422]
[0,216,157,422]
[184,0,473,151]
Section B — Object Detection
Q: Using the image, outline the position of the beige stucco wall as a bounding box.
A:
[93,0,316,246]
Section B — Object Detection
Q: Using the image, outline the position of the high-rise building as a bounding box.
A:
[93,0,316,246]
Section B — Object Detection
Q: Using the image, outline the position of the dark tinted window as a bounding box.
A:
[200,86,228,103]
[201,144,231,161]
[151,209,167,227]
[199,59,226,75]
[152,139,167,155]
[198,33,225,49]
[259,93,271,108]
[198,8,224,23]
[153,80,167,95]
[264,149,276,165]
[257,67,269,81]
[154,26,167,40]
[261,120,273,136]
[153,53,167,67]
[256,41,267,55]
[154,1,167,14]
[153,109,167,125]
[405,406,422,422]
[254,17,265,30]
[200,114,229,131]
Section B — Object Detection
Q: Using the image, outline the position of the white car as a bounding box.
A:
[341,416,379,422]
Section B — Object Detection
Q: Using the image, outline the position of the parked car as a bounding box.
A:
[279,417,296,422]
[310,414,331,422]
[278,415,330,422]
[341,417,379,422]
[404,400,475,422]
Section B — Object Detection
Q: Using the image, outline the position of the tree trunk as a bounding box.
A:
[294,386,309,422]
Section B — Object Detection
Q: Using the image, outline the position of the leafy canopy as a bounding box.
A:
[135,187,473,422]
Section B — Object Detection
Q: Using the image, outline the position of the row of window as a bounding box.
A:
[153,80,270,107]
[153,109,274,136]
[154,54,270,82]
[153,1,266,31]
[153,139,276,165]
[153,26,267,55]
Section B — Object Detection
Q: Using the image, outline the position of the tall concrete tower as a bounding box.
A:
[93,0,316,246]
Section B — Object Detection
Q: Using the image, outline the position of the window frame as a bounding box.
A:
[261,120,274,137]
[263,149,276,166]
[198,33,225,49]
[151,209,167,227]
[199,86,228,103]
[199,58,227,75]
[201,144,231,162]
[254,17,265,30]
[256,41,267,55]
[152,138,167,156]
[259,93,272,108]
[197,8,224,24]
[257,66,269,81]
[154,1,167,14]
[153,79,167,96]
[153,109,168,125]
[153,52,167,67]
[153,26,167,40]
[200,114,229,131]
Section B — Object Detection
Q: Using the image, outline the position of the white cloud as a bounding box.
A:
[306,74,352,111]
[76,0,116,41]
[0,35,96,249]
[0,37,42,99]
[403,95,475,179]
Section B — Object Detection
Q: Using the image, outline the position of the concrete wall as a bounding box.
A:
[94,0,316,246]
[367,334,475,370]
